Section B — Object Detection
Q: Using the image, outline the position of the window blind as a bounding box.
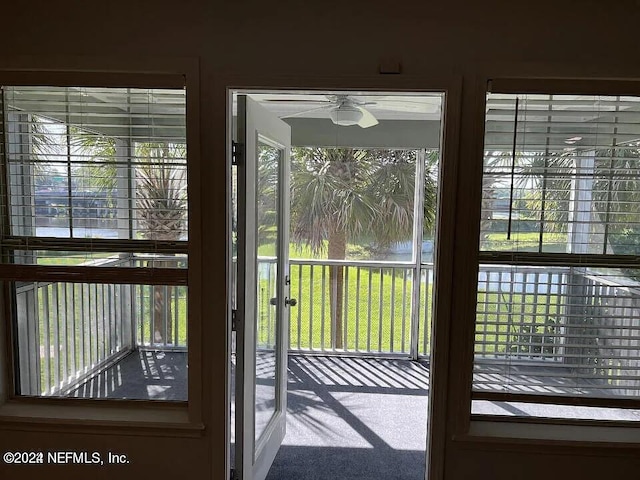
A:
[2,86,187,248]
[481,94,640,255]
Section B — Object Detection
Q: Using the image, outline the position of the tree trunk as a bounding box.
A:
[151,260,174,344]
[328,230,346,350]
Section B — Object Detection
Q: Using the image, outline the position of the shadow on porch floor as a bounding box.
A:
[69,351,640,479]
[264,355,430,480]
[67,350,188,400]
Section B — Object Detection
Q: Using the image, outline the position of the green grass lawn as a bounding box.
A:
[36,252,114,266]
[258,240,374,260]
[283,264,432,354]
[483,231,568,253]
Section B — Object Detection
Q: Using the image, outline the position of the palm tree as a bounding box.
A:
[289,147,438,349]
[64,130,187,344]
[494,147,640,255]
[135,142,187,344]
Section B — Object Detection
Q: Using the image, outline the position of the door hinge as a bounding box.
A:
[231,309,239,331]
[232,141,243,166]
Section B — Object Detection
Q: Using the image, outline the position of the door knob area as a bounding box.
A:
[270,297,297,306]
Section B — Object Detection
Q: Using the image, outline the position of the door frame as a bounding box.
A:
[225,76,462,480]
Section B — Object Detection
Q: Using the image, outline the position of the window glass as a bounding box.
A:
[475,91,640,421]
[3,86,188,401]
[475,265,640,401]
[15,281,188,399]
[481,94,640,255]
[3,87,187,241]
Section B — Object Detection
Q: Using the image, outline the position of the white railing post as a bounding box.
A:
[410,150,426,360]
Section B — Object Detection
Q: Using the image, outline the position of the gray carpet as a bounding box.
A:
[68,350,640,479]
[68,350,188,400]
[264,355,429,480]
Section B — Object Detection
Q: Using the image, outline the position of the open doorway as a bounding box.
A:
[229,89,444,480]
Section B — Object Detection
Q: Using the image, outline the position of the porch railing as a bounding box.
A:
[473,265,640,397]
[253,258,640,388]
[15,254,187,396]
[475,265,569,362]
[286,259,432,356]
[246,258,432,356]
[16,280,133,396]
[250,259,565,357]
[16,252,640,397]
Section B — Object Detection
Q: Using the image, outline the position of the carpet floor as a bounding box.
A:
[263,355,429,480]
[68,350,188,400]
[69,351,640,479]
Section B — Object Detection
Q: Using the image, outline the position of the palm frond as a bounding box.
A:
[290,147,430,257]
[135,142,188,241]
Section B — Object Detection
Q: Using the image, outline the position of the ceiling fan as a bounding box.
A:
[266,95,380,128]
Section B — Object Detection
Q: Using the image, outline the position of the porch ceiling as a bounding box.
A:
[233,91,445,149]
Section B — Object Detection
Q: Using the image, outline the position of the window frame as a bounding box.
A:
[471,78,640,426]
[0,66,203,433]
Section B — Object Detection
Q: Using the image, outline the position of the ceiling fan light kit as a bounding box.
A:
[329,104,364,126]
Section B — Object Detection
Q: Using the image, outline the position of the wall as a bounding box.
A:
[2,1,640,479]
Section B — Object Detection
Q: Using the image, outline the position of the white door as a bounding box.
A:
[236,95,292,480]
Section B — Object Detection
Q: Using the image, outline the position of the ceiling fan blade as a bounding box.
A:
[356,107,379,128]
[280,105,331,119]
[371,97,442,113]
[263,99,330,104]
